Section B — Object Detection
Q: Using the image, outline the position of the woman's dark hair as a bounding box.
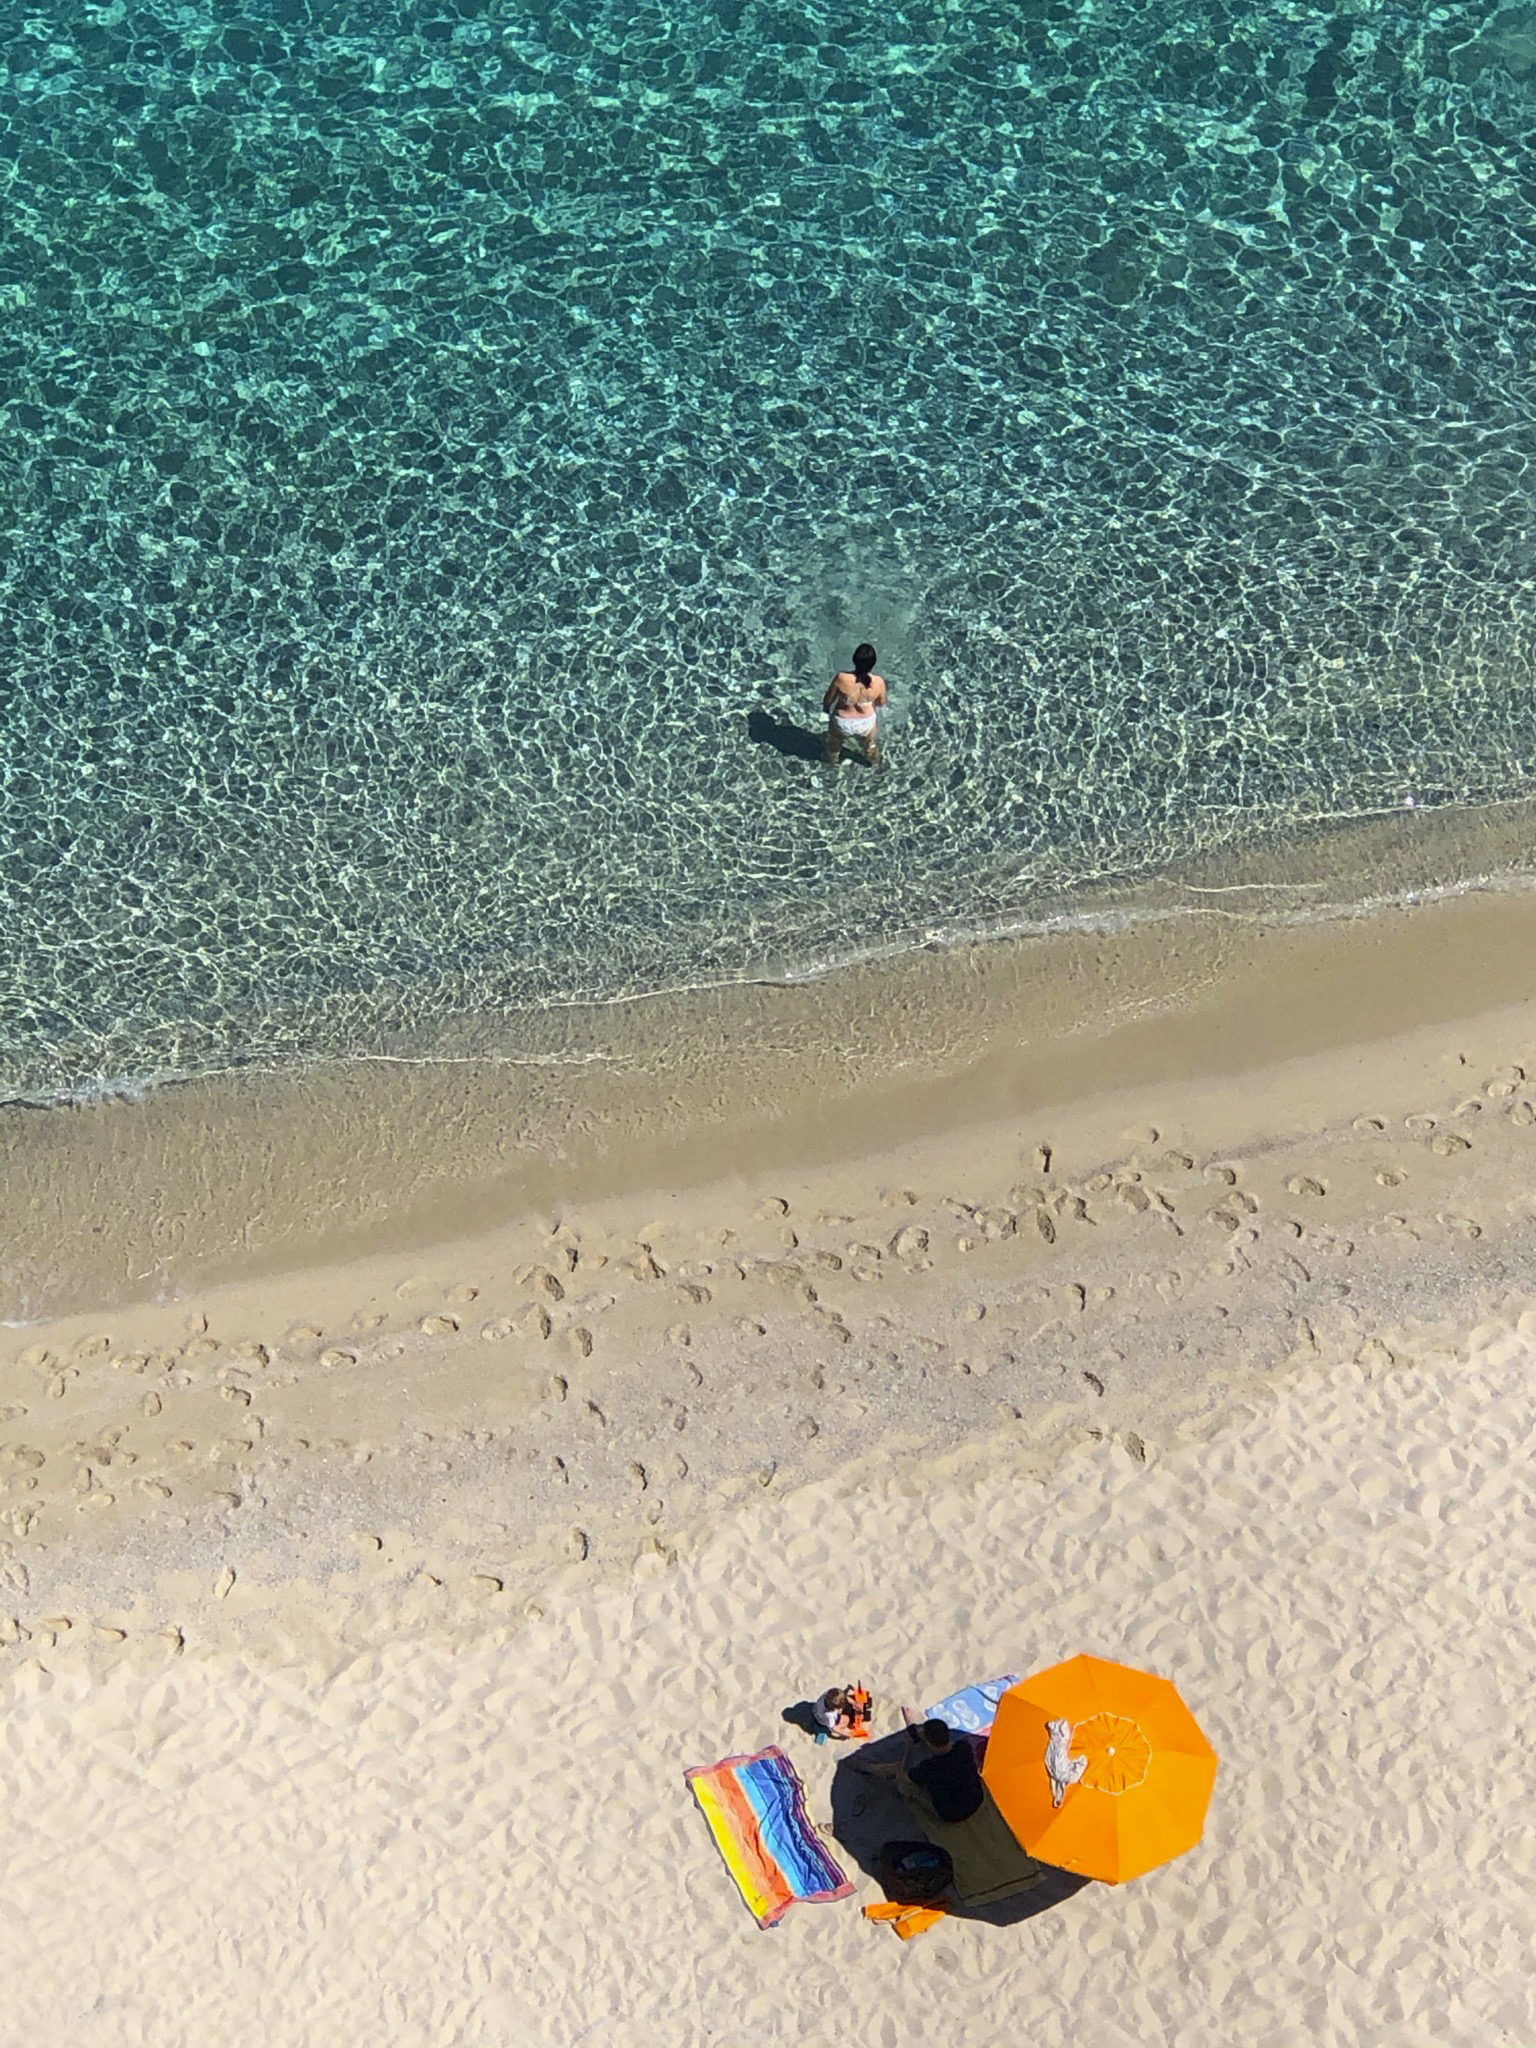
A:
[853,642,877,677]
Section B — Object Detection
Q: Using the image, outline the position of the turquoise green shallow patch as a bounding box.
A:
[1,1,1535,1098]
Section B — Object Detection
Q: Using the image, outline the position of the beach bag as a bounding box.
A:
[878,1840,955,1904]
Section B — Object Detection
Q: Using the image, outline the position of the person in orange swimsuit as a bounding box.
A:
[824,641,887,766]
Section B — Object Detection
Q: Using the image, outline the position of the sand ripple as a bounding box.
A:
[1,1323,1533,2044]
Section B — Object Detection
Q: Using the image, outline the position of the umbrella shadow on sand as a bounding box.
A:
[827,1734,1091,1928]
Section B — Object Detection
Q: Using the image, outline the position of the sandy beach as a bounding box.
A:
[10,5,1536,2037]
[3,883,1536,2043]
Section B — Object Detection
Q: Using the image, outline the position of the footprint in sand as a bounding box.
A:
[74,1335,112,1361]
[1431,1133,1472,1156]
[881,1188,918,1207]
[1485,1065,1525,1095]
[1353,1116,1386,1135]
[1122,1124,1160,1146]
[1439,1214,1482,1239]
[567,1328,594,1360]
[1286,1176,1327,1198]
[1512,1100,1536,1127]
[890,1226,930,1261]
[1203,1164,1238,1186]
[1374,1214,1420,1238]
[567,1527,589,1561]
[1376,1169,1405,1188]
[351,1312,386,1333]
[480,1318,515,1342]
[419,1314,458,1336]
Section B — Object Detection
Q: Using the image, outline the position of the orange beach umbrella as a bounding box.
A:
[983,1655,1217,1884]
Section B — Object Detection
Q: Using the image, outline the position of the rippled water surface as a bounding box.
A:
[4,1,1536,1097]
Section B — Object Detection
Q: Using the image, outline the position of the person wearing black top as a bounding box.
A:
[903,1718,984,1824]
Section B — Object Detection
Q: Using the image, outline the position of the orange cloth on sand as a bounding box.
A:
[863,1901,947,1939]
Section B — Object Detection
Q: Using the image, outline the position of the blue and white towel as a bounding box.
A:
[924,1673,1020,1738]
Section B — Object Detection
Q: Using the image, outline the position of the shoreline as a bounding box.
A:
[7,783,1536,1112]
[6,800,1536,1324]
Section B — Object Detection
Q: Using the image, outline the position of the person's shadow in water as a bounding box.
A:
[823,1733,1092,1928]
[747,707,826,763]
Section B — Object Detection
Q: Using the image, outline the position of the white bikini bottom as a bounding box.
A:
[834,710,877,736]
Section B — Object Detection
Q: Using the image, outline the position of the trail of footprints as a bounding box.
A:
[0,1060,1531,1645]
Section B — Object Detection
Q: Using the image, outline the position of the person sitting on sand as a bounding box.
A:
[902,1715,985,1823]
[852,1707,985,1823]
[824,642,887,767]
[812,1683,874,1741]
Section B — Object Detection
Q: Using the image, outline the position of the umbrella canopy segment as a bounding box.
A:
[982,1655,1217,1884]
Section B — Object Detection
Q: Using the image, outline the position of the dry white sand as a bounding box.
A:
[2,1312,1532,2047]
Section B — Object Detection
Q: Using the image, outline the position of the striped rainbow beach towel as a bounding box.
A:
[685,1745,854,1928]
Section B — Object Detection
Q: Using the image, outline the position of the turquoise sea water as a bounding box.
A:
[4,2,1536,1100]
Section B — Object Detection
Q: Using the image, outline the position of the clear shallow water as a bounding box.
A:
[4,1,1536,1100]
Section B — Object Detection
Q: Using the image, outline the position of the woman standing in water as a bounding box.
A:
[824,642,887,767]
